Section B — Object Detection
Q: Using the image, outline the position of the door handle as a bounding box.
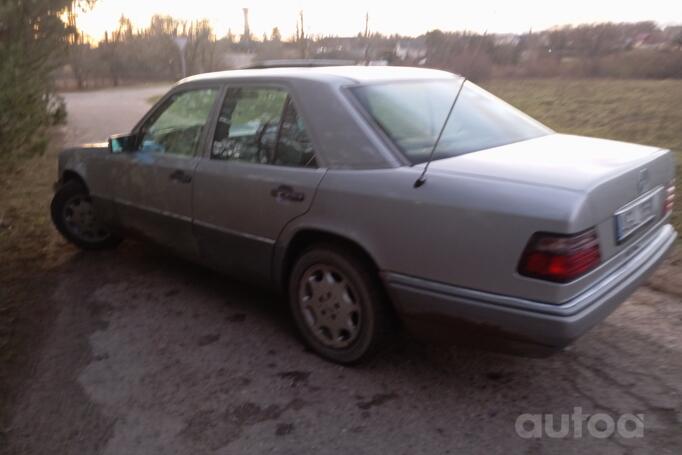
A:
[169,169,192,184]
[270,185,305,202]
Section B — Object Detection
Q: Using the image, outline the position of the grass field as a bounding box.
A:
[483,79,681,232]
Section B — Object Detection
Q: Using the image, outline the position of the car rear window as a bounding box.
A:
[351,80,551,164]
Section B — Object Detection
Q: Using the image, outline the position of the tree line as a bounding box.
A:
[2,1,682,162]
[60,17,682,89]
[424,22,682,80]
[67,15,220,88]
[61,13,315,89]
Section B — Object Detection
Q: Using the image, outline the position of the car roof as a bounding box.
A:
[179,65,460,86]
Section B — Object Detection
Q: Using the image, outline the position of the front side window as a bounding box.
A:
[351,80,551,164]
[211,87,316,167]
[139,88,218,156]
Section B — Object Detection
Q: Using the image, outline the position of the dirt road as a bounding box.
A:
[4,86,682,454]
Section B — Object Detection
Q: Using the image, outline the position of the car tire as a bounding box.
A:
[288,244,391,364]
[50,180,122,250]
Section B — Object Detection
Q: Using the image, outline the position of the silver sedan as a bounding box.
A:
[51,66,677,363]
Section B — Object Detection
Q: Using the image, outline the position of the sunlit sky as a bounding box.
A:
[76,0,682,42]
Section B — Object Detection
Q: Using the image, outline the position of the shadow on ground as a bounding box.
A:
[6,239,682,454]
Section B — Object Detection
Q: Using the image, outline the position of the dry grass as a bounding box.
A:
[0,130,65,437]
[483,79,682,233]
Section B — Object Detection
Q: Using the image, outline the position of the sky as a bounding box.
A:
[75,0,682,42]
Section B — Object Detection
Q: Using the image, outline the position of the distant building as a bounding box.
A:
[493,34,521,46]
[222,52,255,69]
[633,32,666,50]
[394,39,427,63]
[314,37,364,56]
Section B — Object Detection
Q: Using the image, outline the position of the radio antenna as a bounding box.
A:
[414,77,466,188]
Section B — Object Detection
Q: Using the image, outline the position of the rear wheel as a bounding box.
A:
[288,244,390,364]
[50,180,121,250]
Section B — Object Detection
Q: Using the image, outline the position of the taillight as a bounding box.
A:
[518,229,601,283]
[664,179,675,216]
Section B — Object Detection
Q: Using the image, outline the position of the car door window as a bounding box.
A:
[211,87,317,167]
[139,88,218,156]
[272,98,317,168]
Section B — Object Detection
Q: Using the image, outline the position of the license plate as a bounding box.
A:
[614,190,658,242]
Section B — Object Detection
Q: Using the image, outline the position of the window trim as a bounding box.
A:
[205,82,321,170]
[272,96,290,163]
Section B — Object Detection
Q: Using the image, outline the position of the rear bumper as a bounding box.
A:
[384,223,677,356]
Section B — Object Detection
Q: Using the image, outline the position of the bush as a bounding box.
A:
[447,51,493,82]
[596,50,682,79]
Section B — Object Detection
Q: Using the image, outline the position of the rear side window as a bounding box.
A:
[211,87,317,168]
[351,80,550,164]
[274,98,317,168]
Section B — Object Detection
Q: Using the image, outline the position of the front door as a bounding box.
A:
[193,86,325,283]
[111,87,220,256]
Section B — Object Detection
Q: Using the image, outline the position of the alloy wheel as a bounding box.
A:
[298,264,362,349]
[62,194,110,243]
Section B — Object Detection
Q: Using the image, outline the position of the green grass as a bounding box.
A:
[483,79,682,233]
[146,94,162,105]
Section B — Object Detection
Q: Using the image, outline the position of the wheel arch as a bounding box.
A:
[61,169,89,191]
[275,228,383,293]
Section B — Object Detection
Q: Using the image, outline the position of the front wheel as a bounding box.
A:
[50,180,121,250]
[288,244,391,364]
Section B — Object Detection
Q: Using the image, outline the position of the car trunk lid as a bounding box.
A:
[426,133,670,193]
[426,133,674,299]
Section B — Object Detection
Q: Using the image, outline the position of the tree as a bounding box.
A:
[184,20,217,75]
[0,0,96,160]
[675,32,682,51]
[99,15,133,86]
[66,10,91,89]
[271,27,282,42]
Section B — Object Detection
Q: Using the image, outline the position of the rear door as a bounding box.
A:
[193,85,325,283]
[110,87,220,257]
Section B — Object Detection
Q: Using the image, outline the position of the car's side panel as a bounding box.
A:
[58,146,119,227]
[192,160,326,284]
[276,167,603,305]
[109,152,201,257]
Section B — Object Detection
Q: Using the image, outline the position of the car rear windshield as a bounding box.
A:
[351,80,551,164]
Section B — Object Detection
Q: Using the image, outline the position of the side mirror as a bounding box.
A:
[108,133,136,153]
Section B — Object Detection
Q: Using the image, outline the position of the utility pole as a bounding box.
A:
[298,10,306,58]
[173,36,188,78]
[364,12,370,64]
[241,8,251,44]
